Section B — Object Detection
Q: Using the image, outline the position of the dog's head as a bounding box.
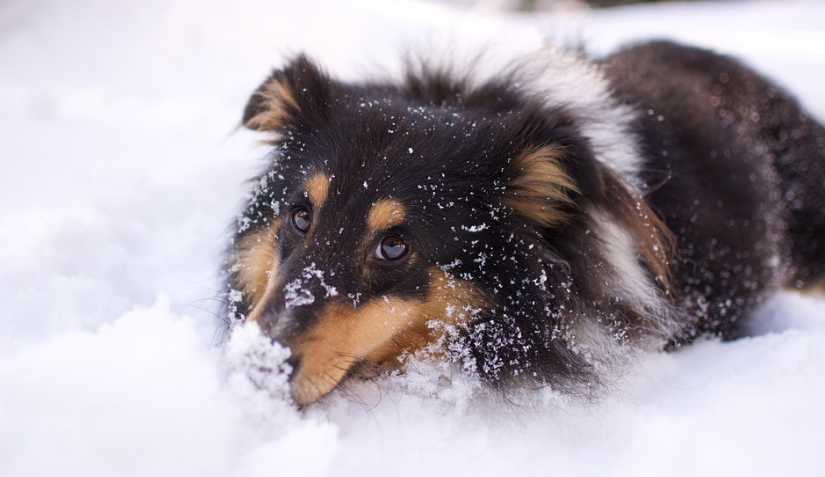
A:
[227,55,670,405]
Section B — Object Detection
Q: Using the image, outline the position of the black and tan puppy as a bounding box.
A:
[225,41,825,406]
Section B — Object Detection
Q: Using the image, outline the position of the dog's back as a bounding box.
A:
[602,41,825,340]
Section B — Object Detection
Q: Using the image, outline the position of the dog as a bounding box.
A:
[224,40,825,406]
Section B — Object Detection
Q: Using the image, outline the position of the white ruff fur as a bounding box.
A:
[514,46,646,190]
[588,208,679,344]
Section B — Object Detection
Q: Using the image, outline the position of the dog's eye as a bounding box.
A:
[291,207,312,234]
[375,235,408,261]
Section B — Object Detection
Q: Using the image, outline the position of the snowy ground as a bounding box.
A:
[1,0,824,475]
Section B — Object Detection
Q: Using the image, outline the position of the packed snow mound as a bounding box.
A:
[1,1,824,476]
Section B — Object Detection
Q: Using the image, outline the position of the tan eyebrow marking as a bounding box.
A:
[367,198,406,232]
[304,173,330,208]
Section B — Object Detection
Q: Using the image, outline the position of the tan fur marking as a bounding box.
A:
[797,281,825,296]
[289,269,483,405]
[634,201,673,293]
[232,219,282,323]
[367,199,406,232]
[603,173,674,296]
[245,78,300,131]
[504,146,579,227]
[305,173,330,209]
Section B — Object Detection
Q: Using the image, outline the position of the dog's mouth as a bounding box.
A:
[288,354,385,406]
[287,347,361,406]
[286,331,414,406]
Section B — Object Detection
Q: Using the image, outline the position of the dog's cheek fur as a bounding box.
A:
[227,218,283,315]
[288,268,483,405]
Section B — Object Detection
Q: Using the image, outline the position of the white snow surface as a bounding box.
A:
[2,0,825,475]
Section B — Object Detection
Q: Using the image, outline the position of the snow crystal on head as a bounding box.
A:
[283,277,315,309]
[282,262,338,309]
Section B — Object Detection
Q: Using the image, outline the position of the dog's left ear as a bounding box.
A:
[242,55,329,132]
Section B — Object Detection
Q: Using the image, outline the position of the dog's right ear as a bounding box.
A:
[242,55,329,132]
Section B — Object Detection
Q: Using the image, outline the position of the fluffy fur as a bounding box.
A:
[224,40,825,406]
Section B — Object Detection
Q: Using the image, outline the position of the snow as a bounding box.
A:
[1,0,824,475]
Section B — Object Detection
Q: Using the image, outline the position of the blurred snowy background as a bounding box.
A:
[1,0,824,476]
